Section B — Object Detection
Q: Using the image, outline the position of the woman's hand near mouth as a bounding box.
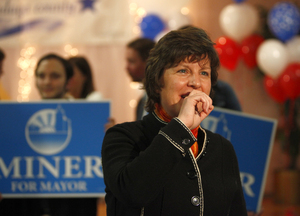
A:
[178,89,214,130]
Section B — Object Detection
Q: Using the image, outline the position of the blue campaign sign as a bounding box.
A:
[0,101,110,198]
[201,107,277,212]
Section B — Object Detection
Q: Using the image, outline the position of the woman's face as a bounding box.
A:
[35,58,67,99]
[159,58,211,118]
[67,66,86,98]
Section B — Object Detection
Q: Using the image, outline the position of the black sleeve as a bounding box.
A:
[101,118,196,207]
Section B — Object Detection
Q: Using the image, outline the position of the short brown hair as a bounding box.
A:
[127,38,155,61]
[144,26,219,112]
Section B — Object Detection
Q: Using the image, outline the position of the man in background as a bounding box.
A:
[105,38,155,130]
[125,38,155,120]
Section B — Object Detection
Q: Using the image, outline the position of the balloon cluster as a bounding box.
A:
[140,13,190,41]
[259,2,300,103]
[217,1,300,103]
[215,34,264,71]
[216,2,262,71]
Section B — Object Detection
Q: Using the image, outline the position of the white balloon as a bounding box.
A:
[219,3,259,42]
[286,36,300,63]
[168,12,191,30]
[256,39,289,78]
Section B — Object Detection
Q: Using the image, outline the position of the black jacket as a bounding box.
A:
[102,112,247,216]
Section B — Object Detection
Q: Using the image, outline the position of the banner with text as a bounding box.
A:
[201,107,277,212]
[0,0,134,46]
[0,101,110,198]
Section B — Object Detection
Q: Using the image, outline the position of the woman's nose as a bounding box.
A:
[43,76,51,84]
[188,74,201,88]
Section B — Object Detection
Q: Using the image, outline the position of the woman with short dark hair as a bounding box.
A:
[102,26,247,216]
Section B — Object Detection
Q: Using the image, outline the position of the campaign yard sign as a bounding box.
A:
[0,101,110,198]
[201,107,277,212]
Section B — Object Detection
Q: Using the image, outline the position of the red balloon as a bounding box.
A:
[278,63,300,99]
[215,36,240,71]
[263,76,287,103]
[241,34,264,69]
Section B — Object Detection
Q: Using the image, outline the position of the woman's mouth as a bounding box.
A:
[181,92,190,99]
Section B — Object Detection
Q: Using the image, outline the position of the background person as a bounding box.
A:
[102,26,247,215]
[125,38,155,120]
[105,38,155,130]
[0,53,98,216]
[0,48,4,78]
[35,53,98,216]
[35,53,74,100]
[0,48,10,100]
[67,56,103,101]
[67,55,105,214]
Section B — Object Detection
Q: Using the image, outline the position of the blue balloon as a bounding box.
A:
[268,2,300,42]
[140,14,165,40]
[233,0,246,3]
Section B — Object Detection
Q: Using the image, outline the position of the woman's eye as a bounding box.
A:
[178,69,187,73]
[51,73,61,79]
[201,71,209,76]
[37,74,44,79]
